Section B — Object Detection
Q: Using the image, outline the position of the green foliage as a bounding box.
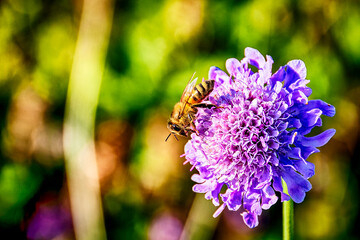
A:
[0,164,42,224]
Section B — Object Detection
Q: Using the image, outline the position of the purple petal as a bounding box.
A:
[288,79,310,90]
[272,174,290,202]
[241,212,259,228]
[243,196,262,215]
[213,204,226,218]
[281,146,302,159]
[261,185,278,210]
[193,181,215,193]
[288,79,312,97]
[297,117,322,136]
[283,65,301,89]
[293,159,315,178]
[264,55,274,73]
[208,66,229,84]
[226,58,242,77]
[279,155,315,178]
[266,127,279,137]
[297,129,336,147]
[287,60,307,79]
[209,66,220,80]
[301,109,322,127]
[255,165,271,183]
[291,90,308,105]
[307,100,336,117]
[277,121,289,132]
[221,189,242,211]
[269,154,280,166]
[278,131,297,145]
[291,100,335,117]
[270,66,286,86]
[287,117,302,129]
[205,182,224,206]
[278,166,312,203]
[272,81,283,94]
[244,188,261,202]
[298,145,320,159]
[268,139,279,149]
[191,174,204,183]
[245,47,265,69]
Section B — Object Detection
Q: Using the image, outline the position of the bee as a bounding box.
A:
[166,73,216,141]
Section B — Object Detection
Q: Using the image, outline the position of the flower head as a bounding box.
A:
[184,47,336,228]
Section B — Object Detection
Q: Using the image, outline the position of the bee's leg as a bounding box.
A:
[189,122,199,136]
[185,127,196,137]
[193,103,221,109]
[188,113,199,136]
[185,126,199,136]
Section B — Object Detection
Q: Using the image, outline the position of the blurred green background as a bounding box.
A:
[0,0,359,239]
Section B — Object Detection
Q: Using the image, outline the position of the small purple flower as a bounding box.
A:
[183,47,336,228]
[27,204,73,239]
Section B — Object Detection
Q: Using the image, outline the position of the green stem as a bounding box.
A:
[282,179,294,240]
[180,194,219,240]
[63,0,114,239]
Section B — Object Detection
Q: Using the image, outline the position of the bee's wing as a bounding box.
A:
[179,73,197,118]
[180,72,197,102]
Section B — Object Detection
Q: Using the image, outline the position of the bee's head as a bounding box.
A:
[166,120,186,141]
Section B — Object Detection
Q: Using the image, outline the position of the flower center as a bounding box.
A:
[208,89,281,176]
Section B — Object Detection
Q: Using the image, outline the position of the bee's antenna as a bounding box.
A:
[165,133,179,142]
[165,133,172,142]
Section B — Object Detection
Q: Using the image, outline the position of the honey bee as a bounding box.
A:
[166,73,216,141]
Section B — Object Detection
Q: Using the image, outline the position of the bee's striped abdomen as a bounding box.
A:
[189,80,214,104]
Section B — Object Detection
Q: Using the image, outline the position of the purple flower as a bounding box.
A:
[148,213,183,240]
[27,204,73,239]
[183,47,336,228]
